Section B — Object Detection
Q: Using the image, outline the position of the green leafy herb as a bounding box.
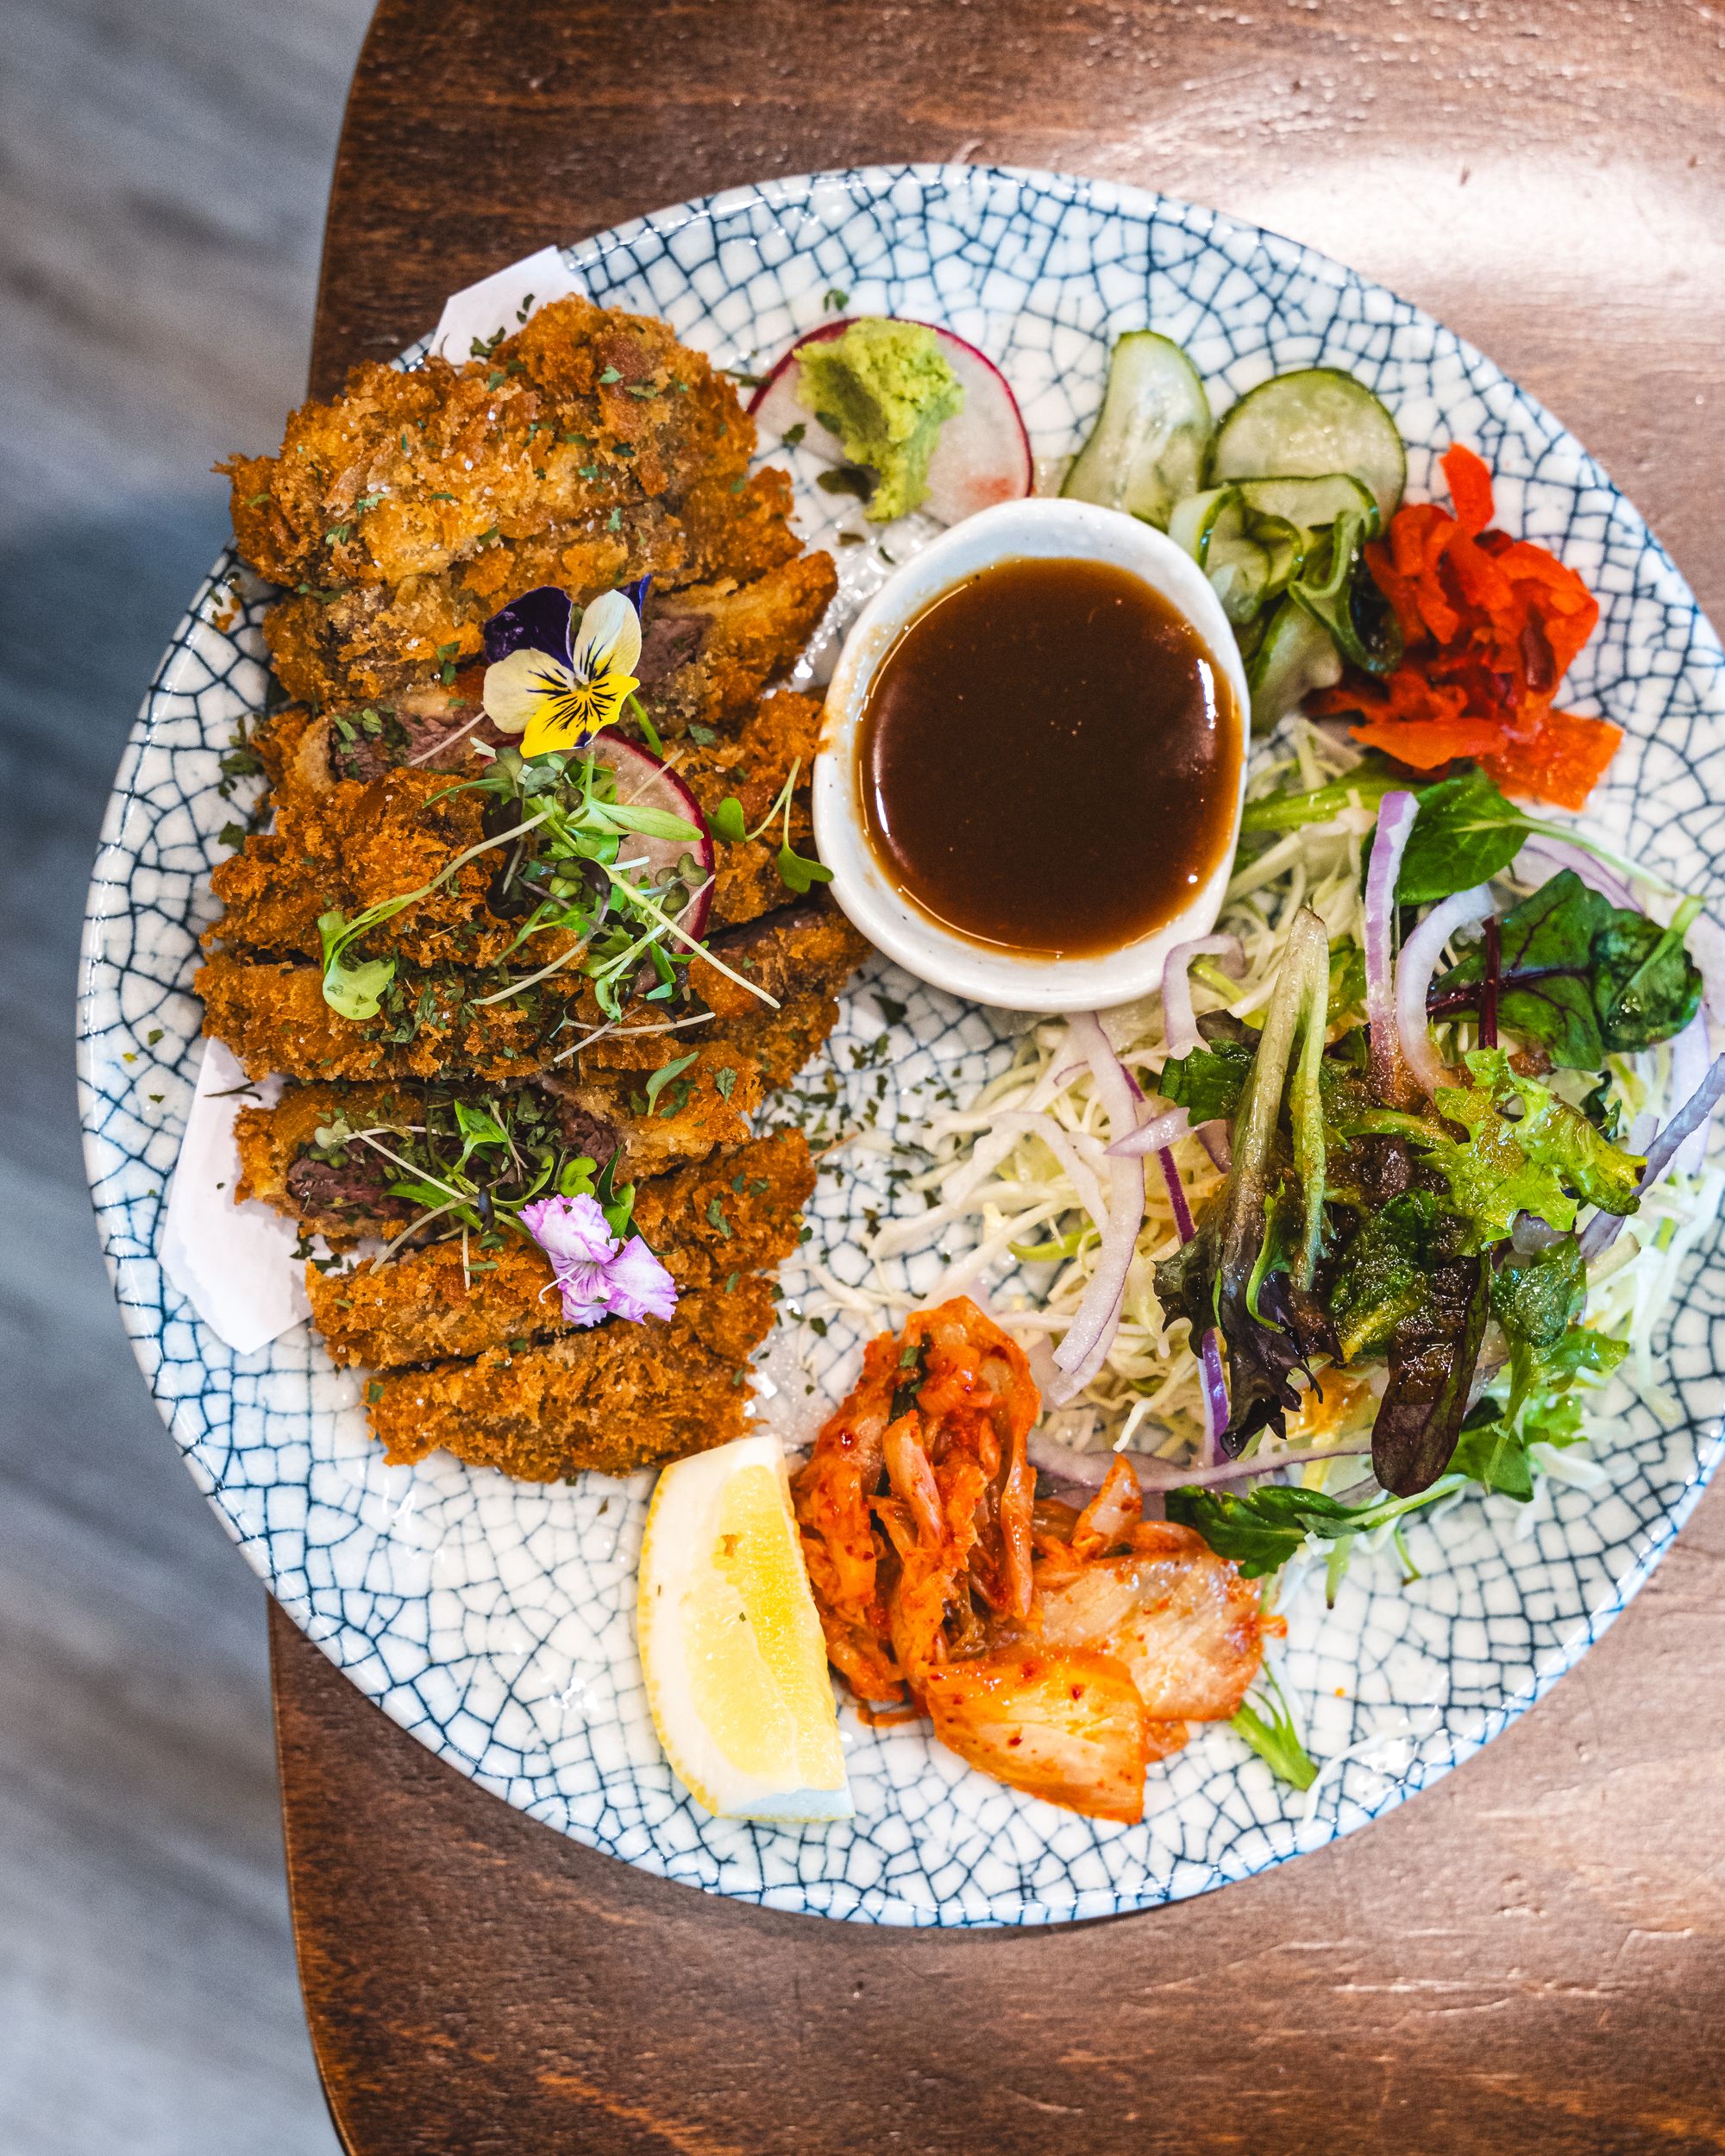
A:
[598,366,623,385]
[1372,1248,1490,1495]
[1443,1049,1644,1219]
[1230,1671,1319,1790]
[1154,910,1334,1450]
[1156,1036,1254,1124]
[1447,1401,1536,1500]
[822,288,850,312]
[777,842,833,894]
[1590,894,1704,1051]
[1419,1062,1580,1241]
[1393,768,1531,903]
[644,1051,700,1111]
[1327,1192,1470,1363]
[1167,1476,1461,1580]
[1433,871,1702,1067]
[1490,1235,1586,1354]
[711,797,749,844]
[1239,758,1405,835]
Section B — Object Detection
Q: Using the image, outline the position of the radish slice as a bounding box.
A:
[749,318,1032,525]
[592,735,715,942]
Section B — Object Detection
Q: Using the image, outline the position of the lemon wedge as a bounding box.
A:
[638,1433,852,1823]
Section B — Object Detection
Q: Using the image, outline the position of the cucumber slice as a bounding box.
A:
[1166,486,1225,559]
[1211,370,1406,522]
[1289,511,1403,675]
[1233,472,1378,535]
[1062,331,1214,530]
[1247,595,1345,735]
[1170,486,1304,628]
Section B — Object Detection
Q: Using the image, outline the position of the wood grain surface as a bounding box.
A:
[279,3,1725,2149]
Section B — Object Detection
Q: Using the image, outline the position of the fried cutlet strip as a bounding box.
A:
[643,555,837,736]
[227,294,766,598]
[202,889,866,1093]
[304,1131,813,1370]
[206,763,573,971]
[223,294,819,711]
[233,1050,768,1245]
[242,686,825,956]
[631,1127,814,1282]
[674,692,824,928]
[196,954,580,1083]
[545,1048,762,1179]
[262,536,835,733]
[682,899,872,1087]
[233,1081,423,1239]
[367,1280,775,1479]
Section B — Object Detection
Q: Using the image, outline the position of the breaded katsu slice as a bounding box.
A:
[197,953,582,1083]
[203,854,865,1096]
[221,292,831,711]
[640,561,835,737]
[205,761,586,973]
[683,899,872,1087]
[234,1053,769,1245]
[235,688,823,950]
[305,1131,813,1370]
[369,1280,776,1480]
[676,692,824,928]
[540,1049,764,1180]
[260,545,835,734]
[228,294,763,597]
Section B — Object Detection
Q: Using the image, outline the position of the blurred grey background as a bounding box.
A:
[1,3,371,2147]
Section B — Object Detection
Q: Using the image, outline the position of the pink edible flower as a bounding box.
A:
[518,1192,677,1329]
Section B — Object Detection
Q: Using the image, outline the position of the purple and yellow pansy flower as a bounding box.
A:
[481,582,645,758]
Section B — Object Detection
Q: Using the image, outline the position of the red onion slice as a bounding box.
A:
[1365,791,1421,1100]
[1107,1106,1192,1160]
[1048,1013,1147,1404]
[1396,884,1496,1095]
[1028,1431,1369,1495]
[1666,1011,1712,1179]
[1511,836,1636,912]
[1154,1144,1229,1464]
[1578,1052,1725,1260]
[1195,1119,1232,1172]
[1160,933,1246,1059]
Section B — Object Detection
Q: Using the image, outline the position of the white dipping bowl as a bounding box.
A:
[812,496,1251,1012]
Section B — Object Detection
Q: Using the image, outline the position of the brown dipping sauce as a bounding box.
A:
[856,555,1241,957]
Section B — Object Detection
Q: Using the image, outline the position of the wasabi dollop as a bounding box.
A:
[796,318,965,523]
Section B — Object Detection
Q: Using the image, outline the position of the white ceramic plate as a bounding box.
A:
[78,165,1725,1927]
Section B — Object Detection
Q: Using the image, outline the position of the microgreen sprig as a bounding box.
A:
[710,757,833,895]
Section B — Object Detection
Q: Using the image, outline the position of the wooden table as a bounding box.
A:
[276,3,1725,2147]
